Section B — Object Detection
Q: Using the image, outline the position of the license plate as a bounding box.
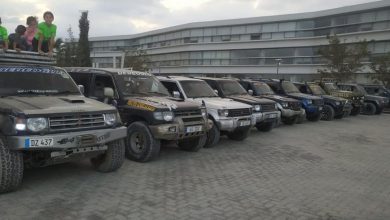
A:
[27,138,54,147]
[186,125,203,133]
[319,106,323,111]
[239,120,251,126]
[265,113,277,119]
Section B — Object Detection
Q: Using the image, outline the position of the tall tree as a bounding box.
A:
[124,50,150,72]
[56,26,78,67]
[77,11,91,67]
[370,52,390,87]
[317,35,369,82]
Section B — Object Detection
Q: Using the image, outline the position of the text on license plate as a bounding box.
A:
[265,113,277,119]
[239,120,251,126]
[25,138,54,148]
[186,125,203,133]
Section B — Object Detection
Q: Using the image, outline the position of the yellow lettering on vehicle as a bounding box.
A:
[127,100,156,111]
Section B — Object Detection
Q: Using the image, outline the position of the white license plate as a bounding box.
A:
[265,113,277,119]
[239,120,251,126]
[186,125,203,133]
[27,138,54,147]
[319,107,323,111]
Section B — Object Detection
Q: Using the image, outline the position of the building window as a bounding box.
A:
[278,22,296,31]
[250,34,261,40]
[314,17,331,28]
[261,33,272,39]
[284,32,296,38]
[297,20,314,29]
[262,23,278,32]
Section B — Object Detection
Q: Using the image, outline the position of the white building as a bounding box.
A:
[89,0,390,81]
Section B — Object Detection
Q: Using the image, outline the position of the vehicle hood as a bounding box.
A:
[126,96,200,111]
[189,97,252,109]
[260,94,299,103]
[287,93,323,101]
[0,95,116,116]
[364,94,389,103]
[319,95,347,102]
[326,90,361,99]
[227,95,276,105]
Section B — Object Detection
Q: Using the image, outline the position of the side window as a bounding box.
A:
[239,81,249,90]
[205,80,217,90]
[93,75,116,101]
[297,85,307,93]
[161,81,183,98]
[69,73,92,96]
[268,84,280,94]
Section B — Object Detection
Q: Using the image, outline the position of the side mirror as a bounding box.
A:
[104,87,114,98]
[78,85,85,94]
[172,91,181,98]
[248,90,254,95]
[214,89,219,95]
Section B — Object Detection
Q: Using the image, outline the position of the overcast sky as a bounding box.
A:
[0,0,381,39]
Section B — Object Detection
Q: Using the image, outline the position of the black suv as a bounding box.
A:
[238,79,305,125]
[294,82,352,120]
[66,68,210,162]
[261,79,324,122]
[361,84,390,108]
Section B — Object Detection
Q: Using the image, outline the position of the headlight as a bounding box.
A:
[104,113,117,126]
[218,109,229,117]
[201,108,207,117]
[335,101,340,105]
[306,99,312,105]
[153,111,174,121]
[253,105,261,112]
[281,102,289,108]
[27,118,48,132]
[345,100,350,104]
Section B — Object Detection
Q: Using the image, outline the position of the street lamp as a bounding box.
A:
[275,58,282,76]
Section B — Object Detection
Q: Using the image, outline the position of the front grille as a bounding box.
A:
[288,102,301,110]
[174,109,202,117]
[228,108,251,117]
[49,114,105,131]
[312,99,324,106]
[182,117,204,123]
[261,103,275,112]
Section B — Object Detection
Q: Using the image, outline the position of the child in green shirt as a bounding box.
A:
[32,11,56,56]
[0,17,9,51]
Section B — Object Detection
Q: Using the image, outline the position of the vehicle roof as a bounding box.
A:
[64,67,152,76]
[157,75,204,82]
[195,76,236,82]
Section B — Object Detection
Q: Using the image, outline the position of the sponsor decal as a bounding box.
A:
[127,100,156,111]
[117,70,151,76]
[0,67,69,78]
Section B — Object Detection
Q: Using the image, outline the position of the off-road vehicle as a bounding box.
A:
[294,82,352,120]
[66,68,210,162]
[338,83,388,115]
[260,79,324,122]
[317,81,364,116]
[158,76,255,147]
[0,65,127,193]
[238,79,305,125]
[361,84,390,108]
[197,77,280,132]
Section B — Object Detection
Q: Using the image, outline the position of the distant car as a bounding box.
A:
[361,84,390,108]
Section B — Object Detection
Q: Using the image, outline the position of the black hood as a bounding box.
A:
[287,93,323,101]
[227,94,276,105]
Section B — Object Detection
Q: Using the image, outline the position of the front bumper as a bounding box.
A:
[280,108,305,118]
[149,117,211,140]
[217,115,255,132]
[305,105,323,114]
[7,126,127,150]
[255,111,280,124]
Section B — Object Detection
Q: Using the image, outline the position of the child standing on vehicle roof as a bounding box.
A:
[8,25,28,52]
[24,16,38,51]
[32,11,56,56]
[0,17,9,51]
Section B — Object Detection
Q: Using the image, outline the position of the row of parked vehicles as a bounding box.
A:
[0,52,389,193]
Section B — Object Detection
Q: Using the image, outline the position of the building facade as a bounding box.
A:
[89,1,390,81]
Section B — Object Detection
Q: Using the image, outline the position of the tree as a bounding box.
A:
[370,52,390,87]
[77,11,91,67]
[317,35,369,82]
[124,49,150,71]
[56,26,78,67]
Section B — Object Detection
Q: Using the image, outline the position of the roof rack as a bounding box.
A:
[0,50,56,65]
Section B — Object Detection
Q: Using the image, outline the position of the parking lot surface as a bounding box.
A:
[1,115,390,220]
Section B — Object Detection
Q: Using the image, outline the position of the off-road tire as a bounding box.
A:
[282,116,297,125]
[306,113,321,122]
[321,105,335,121]
[362,103,376,115]
[178,135,207,152]
[125,122,160,162]
[227,128,250,141]
[255,122,274,132]
[204,122,220,148]
[0,137,24,194]
[91,139,125,173]
[350,106,361,116]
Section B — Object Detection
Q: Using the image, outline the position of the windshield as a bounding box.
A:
[252,82,275,95]
[218,80,247,96]
[0,68,80,96]
[281,81,300,93]
[115,74,170,97]
[181,80,218,98]
[308,84,326,95]
[323,83,339,91]
[355,85,368,95]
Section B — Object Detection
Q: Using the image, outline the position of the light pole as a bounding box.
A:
[275,58,282,76]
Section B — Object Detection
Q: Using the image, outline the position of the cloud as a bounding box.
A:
[0,0,380,39]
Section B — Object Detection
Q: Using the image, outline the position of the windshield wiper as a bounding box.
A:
[53,90,78,95]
